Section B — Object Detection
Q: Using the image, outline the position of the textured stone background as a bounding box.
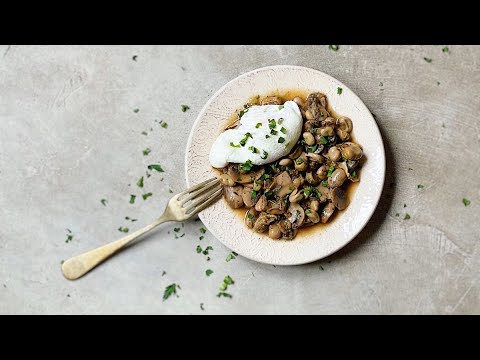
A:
[0,45,479,314]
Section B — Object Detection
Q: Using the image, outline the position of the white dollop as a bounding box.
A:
[209,101,303,168]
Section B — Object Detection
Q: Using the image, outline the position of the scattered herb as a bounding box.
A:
[137,176,144,188]
[224,275,234,285]
[217,292,233,298]
[199,236,204,240]
[279,105,284,110]
[278,118,284,125]
[203,246,213,256]
[163,283,179,301]
[101,199,108,206]
[142,192,153,200]
[239,132,253,146]
[239,160,253,172]
[260,150,269,160]
[437,81,441,86]
[196,245,203,254]
[251,190,258,199]
[296,158,304,165]
[395,213,400,217]
[132,55,138,61]
[318,136,328,145]
[417,184,425,189]
[159,120,168,128]
[206,269,214,277]
[255,123,262,128]
[424,57,433,63]
[351,170,357,177]
[161,271,166,276]
[328,45,339,51]
[404,214,411,220]
[268,119,277,129]
[118,227,129,233]
[278,137,285,144]
[248,146,259,154]
[226,251,238,262]
[280,127,287,134]
[404,203,407,208]
[230,142,241,148]
[148,164,164,172]
[442,46,449,53]
[265,134,270,139]
[337,87,343,95]
[174,228,181,233]
[141,131,148,136]
[129,195,136,204]
[462,198,471,206]
[270,129,278,136]
[321,180,328,187]
[181,105,190,112]
[327,166,335,177]
[200,303,205,311]
[133,108,140,113]
[143,148,151,156]
[319,265,324,271]
[65,229,73,243]
[305,144,318,153]
[200,227,207,234]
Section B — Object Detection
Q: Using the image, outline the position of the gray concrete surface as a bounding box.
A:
[1,45,479,314]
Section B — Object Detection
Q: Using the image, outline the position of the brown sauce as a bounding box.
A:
[217,89,360,241]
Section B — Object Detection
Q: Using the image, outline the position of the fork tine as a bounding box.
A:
[177,177,218,197]
[187,188,223,217]
[185,184,222,211]
[179,179,220,205]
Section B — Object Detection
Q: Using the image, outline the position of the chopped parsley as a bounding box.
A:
[136,176,144,188]
[163,283,180,301]
[327,166,335,177]
[337,87,343,95]
[270,129,278,136]
[255,123,262,128]
[181,105,190,112]
[133,108,140,113]
[142,192,153,200]
[278,137,285,144]
[280,127,287,134]
[248,146,259,154]
[305,145,318,153]
[239,160,253,171]
[417,184,425,189]
[129,195,136,204]
[118,227,129,233]
[224,275,234,285]
[318,136,328,145]
[206,269,214,277]
[217,275,235,298]
[321,180,328,187]
[101,199,108,206]
[196,245,203,253]
[226,251,238,262]
[278,118,284,125]
[304,187,319,197]
[65,229,73,243]
[174,228,181,232]
[265,134,271,139]
[159,120,168,128]
[278,105,284,110]
[395,213,400,217]
[328,45,339,51]
[424,57,433,63]
[462,198,471,206]
[230,142,241,148]
[239,132,253,146]
[351,170,357,177]
[442,46,449,53]
[200,227,207,234]
[251,190,258,198]
[404,214,411,220]
[296,158,304,165]
[147,164,164,172]
[217,292,233,298]
[268,119,277,129]
[203,246,213,256]
[199,236,204,240]
[143,148,151,156]
[247,213,254,219]
[161,271,166,276]
[260,150,268,160]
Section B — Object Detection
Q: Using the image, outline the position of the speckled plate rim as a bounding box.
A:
[185,65,385,265]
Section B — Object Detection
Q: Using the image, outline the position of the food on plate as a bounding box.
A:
[209,92,364,240]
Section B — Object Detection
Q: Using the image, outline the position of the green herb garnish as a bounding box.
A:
[202,246,213,256]
[319,136,328,145]
[268,119,276,129]
[251,190,258,198]
[239,132,253,146]
[133,108,140,113]
[196,245,203,253]
[351,170,357,177]
[129,195,136,204]
[255,123,262,128]
[280,127,287,134]
[417,184,424,189]
[278,137,285,144]
[101,199,108,206]
[442,46,449,53]
[337,87,343,95]
[137,176,144,188]
[217,292,233,298]
[224,275,234,285]
[248,146,259,154]
[265,134,270,139]
[147,164,164,172]
[239,160,253,171]
[206,269,214,277]
[200,227,207,234]
[424,57,433,63]
[463,198,471,206]
[181,105,190,112]
[174,228,180,232]
[296,158,304,165]
[163,283,179,301]
[141,131,148,136]
[260,150,268,160]
[279,105,284,110]
[329,45,339,51]
[65,229,73,243]
[143,148,151,156]
[247,213,254,220]
[118,227,129,233]
[230,142,241,148]
[132,55,138,61]
[159,120,168,128]
[226,251,238,262]
[278,118,284,125]
[270,129,278,136]
[404,214,411,220]
[142,193,153,200]
[321,180,328,187]
[305,145,318,153]
[327,165,335,177]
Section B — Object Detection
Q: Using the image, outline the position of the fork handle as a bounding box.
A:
[62,213,172,280]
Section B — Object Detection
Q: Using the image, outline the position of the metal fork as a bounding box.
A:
[61,178,222,280]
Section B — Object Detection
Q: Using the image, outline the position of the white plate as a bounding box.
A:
[185,65,385,265]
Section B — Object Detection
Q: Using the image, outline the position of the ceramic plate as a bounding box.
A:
[185,65,385,265]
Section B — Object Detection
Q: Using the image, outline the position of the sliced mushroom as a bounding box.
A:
[306,152,324,163]
[328,146,341,162]
[321,203,336,223]
[293,96,304,107]
[278,219,292,234]
[279,158,292,167]
[323,117,336,127]
[316,185,330,203]
[281,228,298,240]
[305,171,319,185]
[338,142,363,161]
[292,174,305,188]
[253,213,277,233]
[306,209,320,224]
[219,174,235,187]
[294,153,308,171]
[244,208,258,228]
[288,146,303,159]
[260,96,282,105]
[266,199,287,215]
[224,186,244,209]
[242,187,255,208]
[319,126,334,137]
[328,168,347,188]
[317,165,329,180]
[289,188,304,203]
[337,116,353,132]
[303,132,316,146]
[337,161,359,183]
[305,93,329,121]
[268,224,282,239]
[255,195,268,212]
[336,128,350,141]
[287,203,305,229]
[331,187,349,210]
[310,199,320,211]
[275,171,294,197]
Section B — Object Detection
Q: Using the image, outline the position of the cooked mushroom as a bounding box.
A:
[293,97,304,107]
[305,171,319,185]
[331,187,349,210]
[253,213,277,233]
[305,93,329,121]
[278,219,292,234]
[268,224,282,239]
[323,117,336,127]
[288,146,303,159]
[244,208,257,228]
[338,142,363,161]
[316,185,330,203]
[266,199,287,215]
[242,187,255,208]
[287,203,305,228]
[229,165,265,184]
[337,116,353,132]
[275,171,294,197]
[306,151,324,163]
[321,203,336,223]
[255,195,268,212]
[319,126,334,137]
[317,165,329,180]
[279,158,293,167]
[292,174,305,188]
[224,186,244,209]
[336,129,350,141]
[328,146,342,162]
[306,209,320,224]
[260,96,282,105]
[328,168,347,188]
[289,188,304,203]
[310,199,320,211]
[303,132,315,146]
[294,153,308,171]
[219,174,235,187]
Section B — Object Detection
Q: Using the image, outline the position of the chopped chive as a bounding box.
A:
[143,148,151,156]
[328,45,339,51]
[100,199,108,206]
[230,142,241,148]
[147,164,164,172]
[462,198,471,206]
[280,127,287,134]
[255,123,262,128]
[278,137,285,144]
[129,195,136,204]
[118,227,129,233]
[260,150,268,160]
[136,176,144,188]
[181,105,190,112]
[337,87,343,95]
[142,193,153,200]
[319,136,328,145]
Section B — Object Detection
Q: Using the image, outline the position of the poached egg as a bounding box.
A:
[209,100,303,168]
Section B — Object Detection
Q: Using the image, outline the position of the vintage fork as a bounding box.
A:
[61,178,222,280]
